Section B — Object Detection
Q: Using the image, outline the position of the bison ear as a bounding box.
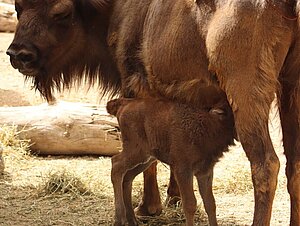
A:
[88,0,111,12]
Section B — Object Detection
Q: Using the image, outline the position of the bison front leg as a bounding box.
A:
[215,66,280,226]
[279,77,300,226]
[205,2,293,224]
[166,170,181,206]
[135,161,163,216]
[228,90,280,225]
[135,162,180,216]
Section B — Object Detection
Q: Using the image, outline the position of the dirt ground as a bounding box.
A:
[0,32,291,225]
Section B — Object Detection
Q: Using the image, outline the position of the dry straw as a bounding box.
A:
[36,170,92,197]
[0,124,32,157]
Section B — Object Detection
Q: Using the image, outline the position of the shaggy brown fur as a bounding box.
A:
[107,97,235,226]
[7,0,300,225]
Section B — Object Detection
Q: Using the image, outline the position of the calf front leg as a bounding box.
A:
[111,153,127,226]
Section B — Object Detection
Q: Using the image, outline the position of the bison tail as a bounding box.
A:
[106,99,124,116]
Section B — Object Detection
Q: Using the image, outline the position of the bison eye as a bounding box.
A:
[50,1,74,26]
[53,11,73,24]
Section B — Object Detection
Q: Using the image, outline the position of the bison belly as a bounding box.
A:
[142,0,224,106]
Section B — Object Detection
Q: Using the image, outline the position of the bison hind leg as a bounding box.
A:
[134,161,163,217]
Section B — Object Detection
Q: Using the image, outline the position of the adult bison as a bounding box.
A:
[6,0,300,225]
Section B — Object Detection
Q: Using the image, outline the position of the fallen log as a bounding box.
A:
[0,3,17,32]
[0,101,121,156]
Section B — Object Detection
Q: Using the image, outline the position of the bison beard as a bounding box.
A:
[7,0,300,225]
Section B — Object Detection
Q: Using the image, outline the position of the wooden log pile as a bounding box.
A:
[0,101,122,156]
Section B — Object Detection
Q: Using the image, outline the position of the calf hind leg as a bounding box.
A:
[196,169,217,226]
[173,166,197,226]
[111,150,153,226]
[122,158,156,226]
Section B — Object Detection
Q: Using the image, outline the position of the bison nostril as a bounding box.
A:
[6,48,18,58]
[7,47,37,64]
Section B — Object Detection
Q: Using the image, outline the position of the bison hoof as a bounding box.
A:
[134,204,162,216]
[113,221,125,226]
[127,219,139,226]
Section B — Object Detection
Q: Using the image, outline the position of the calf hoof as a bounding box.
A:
[134,203,162,216]
[165,195,181,207]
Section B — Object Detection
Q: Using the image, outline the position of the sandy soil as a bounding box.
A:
[0,32,291,225]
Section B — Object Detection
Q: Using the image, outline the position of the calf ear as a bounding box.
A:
[209,108,225,115]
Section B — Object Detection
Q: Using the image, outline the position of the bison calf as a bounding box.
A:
[107,98,235,226]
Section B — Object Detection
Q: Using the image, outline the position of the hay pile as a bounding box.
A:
[0,125,32,175]
[0,124,290,225]
[0,141,4,174]
[37,170,92,197]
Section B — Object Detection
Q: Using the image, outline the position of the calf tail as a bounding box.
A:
[106,99,124,116]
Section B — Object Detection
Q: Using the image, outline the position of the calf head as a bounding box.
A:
[209,100,237,141]
[106,98,122,116]
[6,0,120,101]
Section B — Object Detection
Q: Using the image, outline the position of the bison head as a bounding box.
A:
[6,0,120,101]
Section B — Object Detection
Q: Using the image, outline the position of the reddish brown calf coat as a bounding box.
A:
[107,98,235,226]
